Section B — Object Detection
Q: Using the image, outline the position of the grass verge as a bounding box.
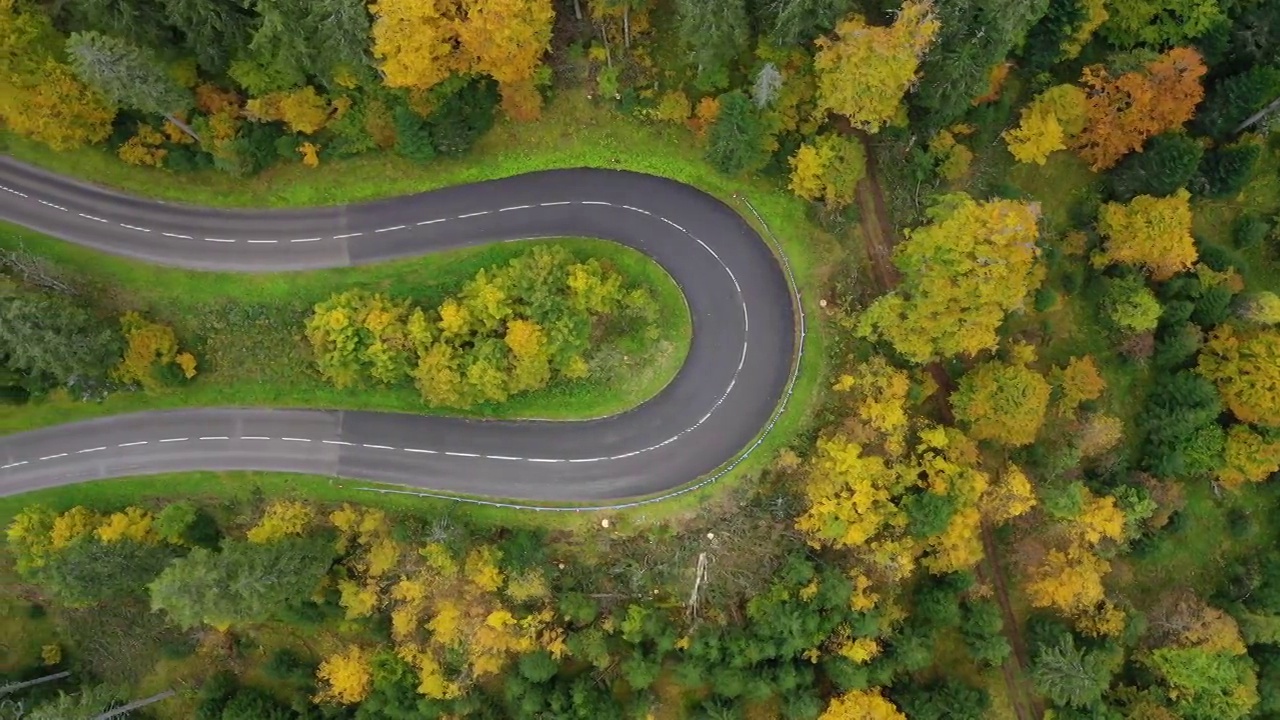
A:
[0,228,690,433]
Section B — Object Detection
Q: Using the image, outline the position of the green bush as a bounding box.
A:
[1035,287,1060,312]
[1194,142,1262,199]
[1107,133,1203,201]
[1233,214,1272,249]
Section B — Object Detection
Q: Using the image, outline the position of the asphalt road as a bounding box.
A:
[0,156,797,503]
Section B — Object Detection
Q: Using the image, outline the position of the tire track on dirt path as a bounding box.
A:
[854,135,1042,720]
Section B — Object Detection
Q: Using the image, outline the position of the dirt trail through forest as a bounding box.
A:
[855,144,1043,720]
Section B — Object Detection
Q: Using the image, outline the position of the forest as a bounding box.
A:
[2,0,1280,717]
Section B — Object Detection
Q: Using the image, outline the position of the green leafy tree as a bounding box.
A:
[0,291,122,394]
[1107,133,1203,200]
[1140,371,1225,477]
[1031,635,1117,710]
[705,90,768,176]
[911,0,1050,134]
[1101,275,1162,334]
[1194,142,1262,199]
[155,0,254,74]
[234,0,370,92]
[1144,647,1259,720]
[1100,0,1224,49]
[22,684,120,720]
[759,0,854,46]
[62,0,167,48]
[675,0,748,91]
[65,31,197,139]
[1195,66,1280,141]
[149,536,335,628]
[37,538,177,607]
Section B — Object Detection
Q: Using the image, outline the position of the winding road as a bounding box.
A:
[0,156,800,507]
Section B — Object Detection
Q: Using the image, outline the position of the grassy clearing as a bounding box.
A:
[0,228,691,433]
[1,92,835,511]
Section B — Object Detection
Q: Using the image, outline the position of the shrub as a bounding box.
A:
[1232,214,1272,249]
[1194,142,1262,199]
[1107,133,1203,201]
[1101,275,1162,335]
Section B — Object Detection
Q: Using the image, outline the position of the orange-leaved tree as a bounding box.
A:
[1072,47,1206,170]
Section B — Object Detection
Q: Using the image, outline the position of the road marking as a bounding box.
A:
[499,205,531,212]
[374,225,406,233]
[118,441,147,447]
[119,223,150,232]
[445,451,479,458]
[246,239,277,244]
[333,232,363,239]
[39,200,67,211]
[457,211,489,218]
[158,437,188,443]
[162,232,192,239]
[580,201,612,206]
[622,205,650,215]
[610,451,640,460]
[76,447,106,454]
[322,440,353,446]
[486,455,522,461]
[417,219,446,225]
[660,218,685,232]
[204,237,236,243]
[280,437,311,442]
[240,436,270,440]
[527,458,562,463]
[199,436,229,440]
[39,453,67,460]
[1,462,27,469]
[403,447,436,454]
[363,444,394,450]
[1,187,28,197]
[79,213,108,223]
[539,201,571,207]
[569,458,607,463]
[289,237,321,243]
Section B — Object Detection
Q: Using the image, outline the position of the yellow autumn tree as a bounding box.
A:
[1024,488,1127,633]
[1097,189,1198,280]
[1052,355,1107,414]
[245,86,330,134]
[1003,104,1065,165]
[246,500,315,543]
[813,1,940,132]
[1217,425,1280,489]
[456,0,554,120]
[951,355,1051,447]
[370,0,462,91]
[117,123,167,167]
[50,507,100,550]
[787,133,867,211]
[315,645,374,704]
[0,2,115,150]
[833,355,911,456]
[982,463,1037,524]
[857,194,1042,363]
[1197,325,1280,427]
[819,688,907,720]
[96,507,158,544]
[112,312,194,390]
